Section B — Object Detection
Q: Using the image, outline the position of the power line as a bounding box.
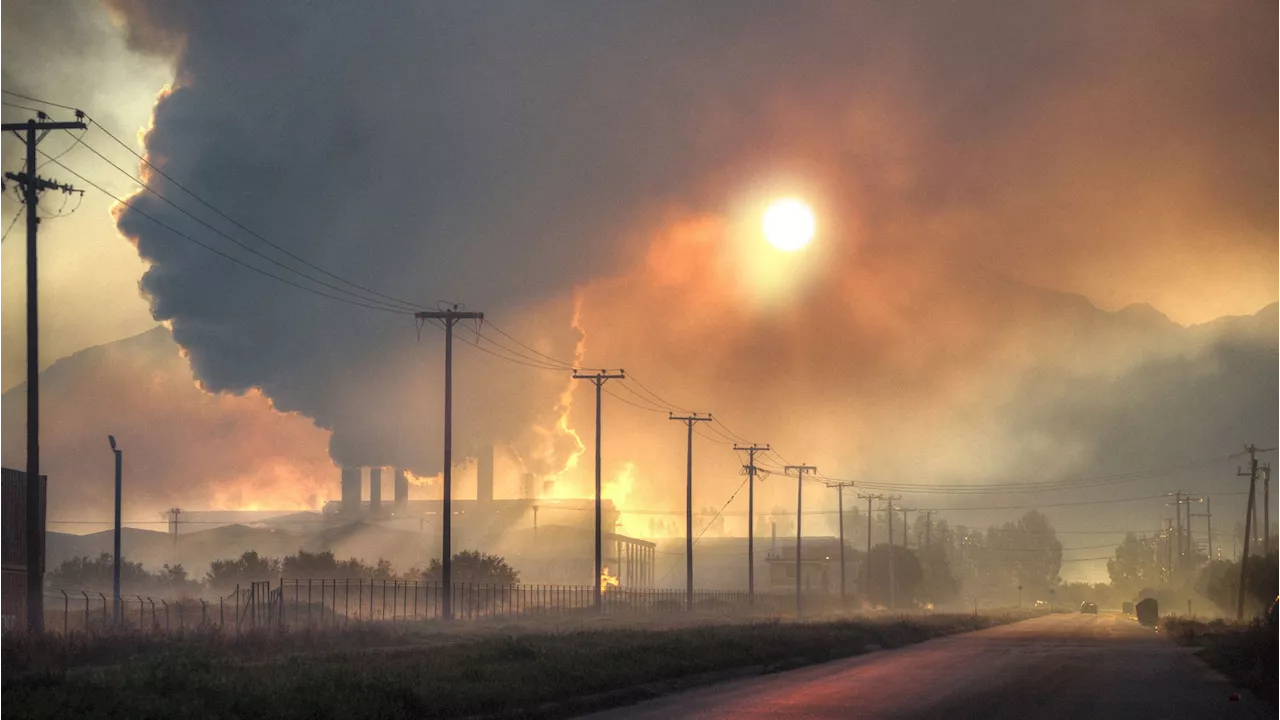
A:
[7,90,427,313]
[66,136,419,313]
[39,150,413,315]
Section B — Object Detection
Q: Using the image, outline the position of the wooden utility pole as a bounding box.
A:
[669,412,711,611]
[899,507,916,549]
[784,465,818,617]
[573,370,625,611]
[1235,444,1275,620]
[860,489,880,602]
[826,482,855,606]
[881,495,901,609]
[734,444,769,604]
[415,307,484,620]
[922,510,936,551]
[4,112,87,632]
[1263,464,1272,553]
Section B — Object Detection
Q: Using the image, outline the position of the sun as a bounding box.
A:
[762,198,815,251]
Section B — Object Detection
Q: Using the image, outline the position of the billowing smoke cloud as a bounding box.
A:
[98,0,1275,519]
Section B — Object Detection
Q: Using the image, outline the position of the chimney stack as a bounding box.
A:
[341,466,361,514]
[477,446,494,503]
[369,467,382,514]
[393,467,408,510]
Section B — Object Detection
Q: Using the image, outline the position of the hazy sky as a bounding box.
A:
[2,1,1275,583]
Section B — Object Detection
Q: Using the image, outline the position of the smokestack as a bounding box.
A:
[393,467,408,510]
[341,466,361,514]
[369,467,382,514]
[477,445,494,503]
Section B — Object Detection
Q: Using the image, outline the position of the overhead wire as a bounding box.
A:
[66,136,420,313]
[654,475,750,586]
[39,149,413,315]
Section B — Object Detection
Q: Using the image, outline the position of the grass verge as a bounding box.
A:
[1162,616,1277,705]
[4,613,1015,719]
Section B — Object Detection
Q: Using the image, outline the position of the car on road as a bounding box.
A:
[1080,601,1098,614]
[1034,600,1049,609]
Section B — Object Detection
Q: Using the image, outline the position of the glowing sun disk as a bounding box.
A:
[762,199,815,251]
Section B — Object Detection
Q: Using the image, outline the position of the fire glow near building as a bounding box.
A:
[301,445,658,588]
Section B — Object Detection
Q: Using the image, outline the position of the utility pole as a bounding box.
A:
[858,493,883,605]
[168,508,183,565]
[884,495,901,609]
[1190,499,1210,567]
[922,510,936,551]
[1235,444,1274,620]
[899,507,916,549]
[415,306,484,621]
[826,482,855,607]
[1263,464,1272,553]
[1185,496,1203,567]
[1172,492,1184,572]
[785,465,818,617]
[4,112,87,632]
[1206,497,1213,560]
[669,412,711,611]
[109,436,122,623]
[735,444,769,604]
[573,369,625,611]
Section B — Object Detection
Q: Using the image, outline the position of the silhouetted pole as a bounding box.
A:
[574,370,624,611]
[670,412,711,611]
[884,495,901,609]
[4,113,87,632]
[735,444,769,605]
[827,482,854,607]
[415,307,484,620]
[785,465,817,617]
[109,436,122,623]
[858,493,882,603]
[1264,464,1271,552]
[1235,444,1274,620]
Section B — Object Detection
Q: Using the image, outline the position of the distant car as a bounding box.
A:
[1122,601,1135,616]
[1080,601,1098,614]
[1034,600,1049,609]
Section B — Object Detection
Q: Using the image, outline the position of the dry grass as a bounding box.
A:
[1162,616,1277,705]
[4,612,1017,720]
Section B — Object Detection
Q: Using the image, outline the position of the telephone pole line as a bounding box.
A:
[857,493,883,604]
[1235,444,1274,620]
[922,510,936,551]
[883,495,901,609]
[785,465,818,617]
[734,443,770,604]
[573,369,625,611]
[1263,464,1272,553]
[4,112,87,632]
[826,481,855,607]
[415,306,484,620]
[670,412,712,611]
[899,507,916,549]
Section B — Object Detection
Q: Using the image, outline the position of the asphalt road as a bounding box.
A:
[580,612,1271,720]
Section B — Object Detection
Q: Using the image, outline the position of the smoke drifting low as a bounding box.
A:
[94,1,1274,519]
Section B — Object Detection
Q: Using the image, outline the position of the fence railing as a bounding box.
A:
[33,581,840,636]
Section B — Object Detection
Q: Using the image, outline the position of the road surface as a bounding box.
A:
[581,612,1271,719]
